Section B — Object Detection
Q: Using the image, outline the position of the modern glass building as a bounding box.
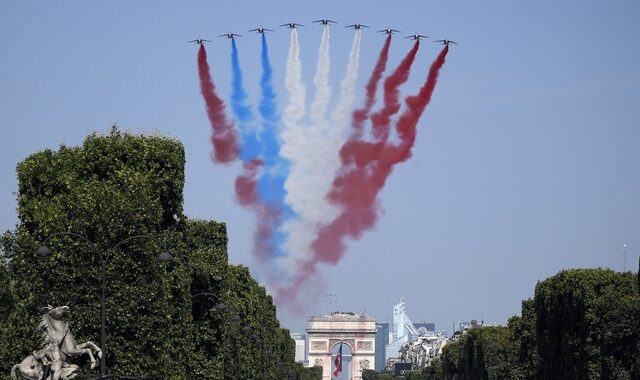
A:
[375,322,389,371]
[290,332,306,363]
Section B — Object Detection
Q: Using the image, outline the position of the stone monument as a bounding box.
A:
[10,305,102,380]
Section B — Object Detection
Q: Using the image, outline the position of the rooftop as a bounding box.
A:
[308,311,376,322]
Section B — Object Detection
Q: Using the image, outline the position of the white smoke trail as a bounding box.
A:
[279,29,364,278]
[280,25,338,276]
[329,30,362,151]
[310,25,331,126]
[277,29,313,277]
[280,29,306,148]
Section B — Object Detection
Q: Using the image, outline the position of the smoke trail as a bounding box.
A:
[256,33,292,261]
[197,44,238,164]
[235,159,281,265]
[310,25,332,127]
[277,29,313,274]
[353,34,392,137]
[370,40,420,141]
[230,39,259,161]
[257,33,279,173]
[280,28,306,162]
[329,30,362,143]
[281,24,365,279]
[310,45,450,266]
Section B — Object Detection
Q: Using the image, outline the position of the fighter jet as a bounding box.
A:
[187,38,211,45]
[377,28,401,35]
[346,23,369,30]
[313,19,337,25]
[219,33,242,39]
[405,34,428,40]
[249,27,273,34]
[280,22,304,29]
[435,39,458,46]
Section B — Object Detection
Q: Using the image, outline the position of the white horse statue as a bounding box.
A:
[11,305,102,380]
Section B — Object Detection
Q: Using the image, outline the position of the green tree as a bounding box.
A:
[441,338,461,380]
[0,129,299,379]
[441,326,519,380]
[422,358,443,380]
[533,268,640,379]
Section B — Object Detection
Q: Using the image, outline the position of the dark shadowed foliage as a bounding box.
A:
[0,128,300,380]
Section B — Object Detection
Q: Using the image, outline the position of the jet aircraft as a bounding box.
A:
[188,38,211,45]
[280,22,304,29]
[405,34,428,40]
[249,27,273,34]
[435,39,458,46]
[377,28,401,35]
[219,33,242,39]
[313,19,337,25]
[346,23,369,30]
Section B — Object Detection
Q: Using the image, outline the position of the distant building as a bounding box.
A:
[291,333,306,363]
[375,322,389,371]
[399,333,448,369]
[307,312,376,380]
[385,299,420,366]
[414,323,435,332]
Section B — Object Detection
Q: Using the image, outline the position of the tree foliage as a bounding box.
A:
[533,268,640,379]
[426,268,640,380]
[0,129,299,379]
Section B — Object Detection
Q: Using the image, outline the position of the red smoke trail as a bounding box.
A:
[352,34,392,137]
[370,40,420,141]
[310,45,449,266]
[197,44,238,164]
[234,159,282,271]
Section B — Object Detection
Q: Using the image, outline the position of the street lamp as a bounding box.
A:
[586,322,640,344]
[189,292,247,379]
[38,232,172,377]
[586,330,613,344]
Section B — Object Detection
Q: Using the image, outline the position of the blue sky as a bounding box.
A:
[1,0,639,335]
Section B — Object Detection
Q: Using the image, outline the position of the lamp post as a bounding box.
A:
[189,292,245,379]
[586,322,640,344]
[38,232,173,378]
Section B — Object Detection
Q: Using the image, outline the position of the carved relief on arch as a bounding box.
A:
[310,340,328,351]
[359,359,370,369]
[357,341,373,351]
[314,359,324,367]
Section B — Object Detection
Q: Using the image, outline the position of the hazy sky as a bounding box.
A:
[2,0,639,335]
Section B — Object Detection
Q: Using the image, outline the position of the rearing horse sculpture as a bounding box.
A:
[11,305,102,380]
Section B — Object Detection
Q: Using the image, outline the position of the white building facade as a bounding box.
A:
[291,333,307,363]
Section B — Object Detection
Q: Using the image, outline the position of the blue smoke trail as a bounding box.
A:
[256,33,295,257]
[231,39,260,161]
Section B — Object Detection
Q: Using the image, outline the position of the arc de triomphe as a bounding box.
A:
[306,312,376,380]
